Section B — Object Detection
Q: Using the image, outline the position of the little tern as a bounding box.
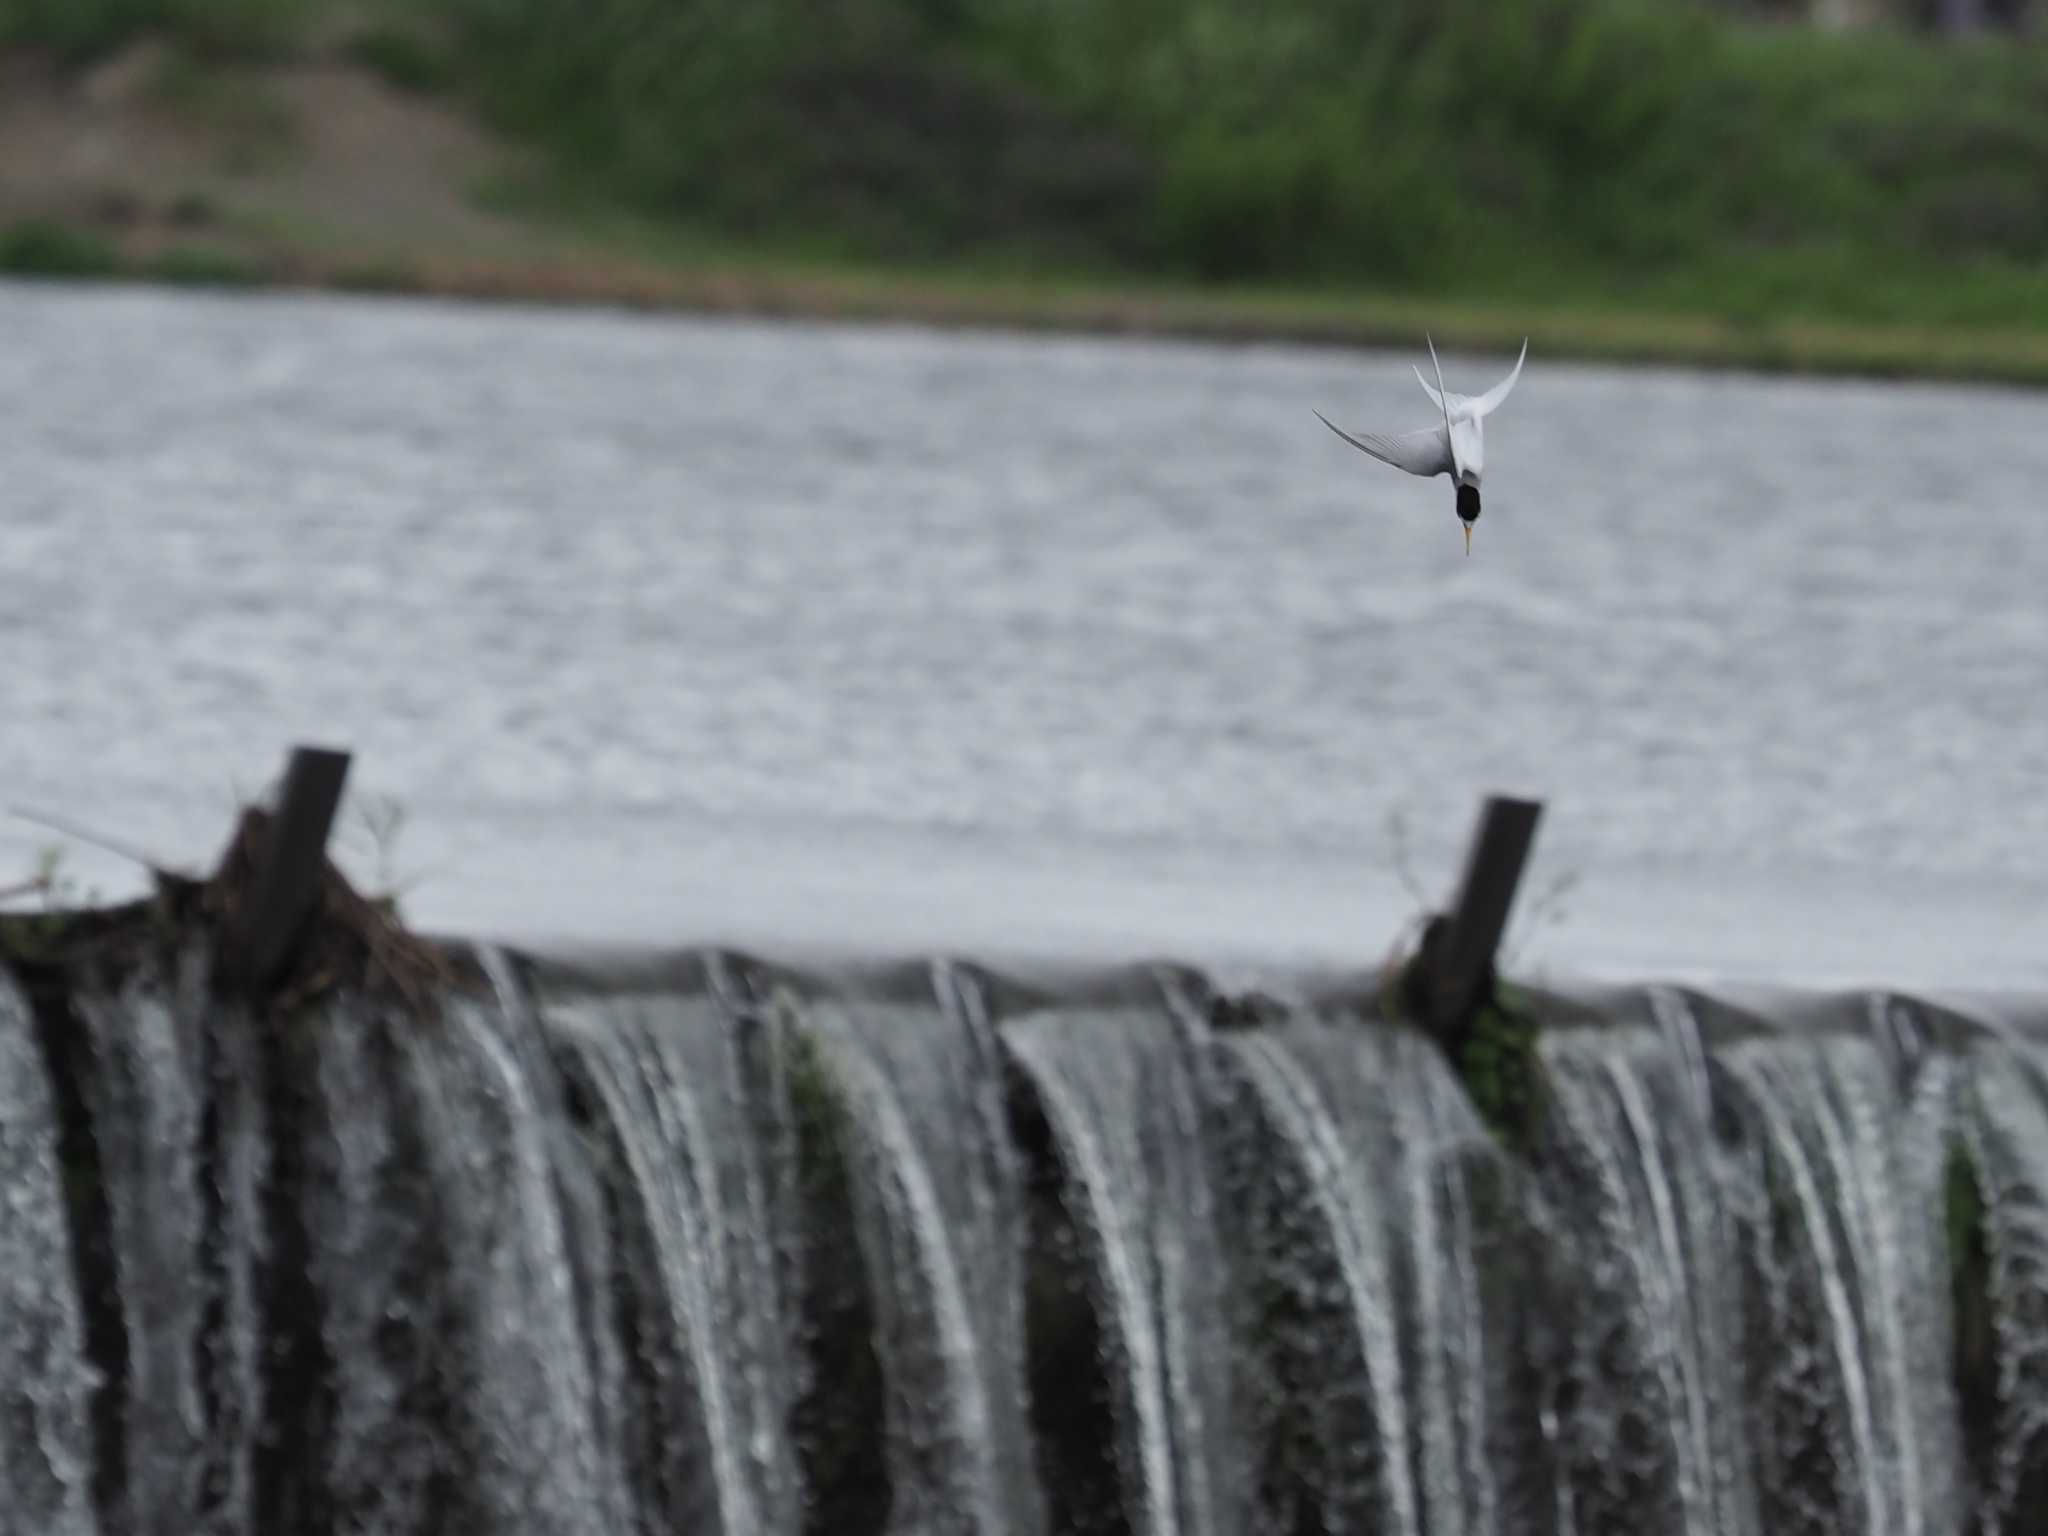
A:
[1314,335,1528,554]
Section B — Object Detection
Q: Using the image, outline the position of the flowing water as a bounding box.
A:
[1002,997,1239,1536]
[1535,1018,1758,1536]
[784,969,1044,1536]
[0,973,97,1536]
[4,935,2048,1533]
[546,981,801,1536]
[1962,1036,2048,1534]
[1205,1015,1516,1536]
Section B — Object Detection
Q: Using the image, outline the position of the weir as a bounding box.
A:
[1,773,2045,1535]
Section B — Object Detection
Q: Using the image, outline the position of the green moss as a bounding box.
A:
[780,1007,845,1150]
[1459,982,1544,1152]
[1946,1138,1995,1419]
[0,911,75,965]
[1948,1139,1987,1292]
[785,1029,852,1219]
[771,997,891,1535]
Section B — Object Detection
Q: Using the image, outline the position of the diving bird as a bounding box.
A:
[1314,335,1528,554]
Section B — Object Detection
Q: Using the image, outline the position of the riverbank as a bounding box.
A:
[15,214,2048,388]
[5,24,2048,385]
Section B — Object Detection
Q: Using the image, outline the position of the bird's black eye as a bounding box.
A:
[1456,484,1481,523]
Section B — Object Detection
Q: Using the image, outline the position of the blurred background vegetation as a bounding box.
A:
[3,0,2046,365]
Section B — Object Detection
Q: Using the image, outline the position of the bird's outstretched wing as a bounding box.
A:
[1413,367,1465,417]
[1413,336,1529,420]
[1468,337,1528,418]
[1313,412,1452,478]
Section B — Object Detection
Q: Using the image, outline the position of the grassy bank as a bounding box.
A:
[4,0,2048,382]
[11,207,2048,386]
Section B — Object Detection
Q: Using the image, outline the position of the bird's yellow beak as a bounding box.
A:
[1463,523,1471,556]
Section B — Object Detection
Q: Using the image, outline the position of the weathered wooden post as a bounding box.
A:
[228,745,351,993]
[1407,795,1543,1049]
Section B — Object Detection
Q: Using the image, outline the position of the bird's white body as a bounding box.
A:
[1446,415,1485,487]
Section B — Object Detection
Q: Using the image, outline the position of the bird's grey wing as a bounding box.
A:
[1313,412,1452,478]
[1468,337,1528,418]
[1413,366,1471,417]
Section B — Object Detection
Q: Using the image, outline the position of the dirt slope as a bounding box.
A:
[0,34,537,271]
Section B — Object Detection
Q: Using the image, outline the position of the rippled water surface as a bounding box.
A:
[1,279,2042,983]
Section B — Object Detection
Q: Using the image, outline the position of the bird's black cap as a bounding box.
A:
[1456,483,1481,523]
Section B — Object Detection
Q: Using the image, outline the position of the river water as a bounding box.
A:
[1,278,2042,986]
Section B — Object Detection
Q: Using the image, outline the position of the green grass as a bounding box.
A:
[0,0,314,61]
[4,0,2048,379]
[453,179,2048,382]
[345,21,456,95]
[369,0,2048,345]
[0,220,120,277]
[141,245,267,287]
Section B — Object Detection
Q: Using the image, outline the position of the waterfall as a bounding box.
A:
[73,957,266,1536]
[1,938,2043,1536]
[1534,1008,1759,1536]
[0,971,99,1536]
[1959,1030,2048,1532]
[999,988,1239,1536]
[543,975,802,1536]
[299,990,612,1535]
[1207,1011,1515,1536]
[1717,1027,1962,1536]
[788,963,1045,1536]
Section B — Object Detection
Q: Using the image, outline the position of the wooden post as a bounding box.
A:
[232,745,351,992]
[1415,795,1543,1040]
